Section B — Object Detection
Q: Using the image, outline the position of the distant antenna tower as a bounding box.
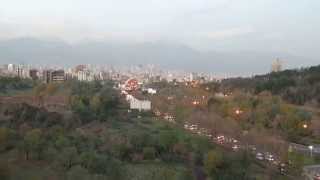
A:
[271,58,283,72]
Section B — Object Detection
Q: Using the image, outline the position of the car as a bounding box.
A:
[279,163,287,175]
[189,125,198,130]
[232,145,240,151]
[247,145,256,152]
[217,135,225,144]
[232,139,238,143]
[256,152,264,160]
[265,153,274,161]
[273,160,280,166]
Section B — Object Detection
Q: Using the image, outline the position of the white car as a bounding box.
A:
[265,153,274,161]
[232,139,238,143]
[256,152,264,160]
[249,145,257,152]
[232,145,240,151]
[217,135,225,144]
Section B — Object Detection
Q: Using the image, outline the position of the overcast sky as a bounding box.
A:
[0,0,319,58]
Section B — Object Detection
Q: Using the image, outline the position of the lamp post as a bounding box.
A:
[308,145,313,157]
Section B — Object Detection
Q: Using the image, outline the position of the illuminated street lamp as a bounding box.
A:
[235,109,242,115]
[303,124,308,129]
[309,145,313,157]
[192,101,200,105]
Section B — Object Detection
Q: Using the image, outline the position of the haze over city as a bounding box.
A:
[0,0,319,76]
[2,1,320,180]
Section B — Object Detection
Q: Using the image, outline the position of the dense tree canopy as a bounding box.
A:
[0,77,37,94]
[219,65,320,106]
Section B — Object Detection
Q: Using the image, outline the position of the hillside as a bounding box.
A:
[220,64,320,106]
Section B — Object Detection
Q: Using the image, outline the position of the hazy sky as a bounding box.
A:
[0,0,319,58]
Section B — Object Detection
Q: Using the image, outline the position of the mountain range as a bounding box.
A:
[0,37,318,76]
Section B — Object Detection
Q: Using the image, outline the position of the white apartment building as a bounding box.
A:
[77,70,94,81]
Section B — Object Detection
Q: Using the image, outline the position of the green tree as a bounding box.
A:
[89,154,123,179]
[58,147,79,170]
[55,135,71,150]
[90,95,102,113]
[204,150,223,177]
[0,161,10,180]
[67,165,90,180]
[0,128,16,152]
[23,129,43,160]
[288,151,305,174]
[79,151,97,169]
[143,147,156,160]
[159,131,178,152]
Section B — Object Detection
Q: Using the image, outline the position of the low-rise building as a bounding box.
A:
[130,98,151,111]
[126,94,151,111]
[142,88,157,95]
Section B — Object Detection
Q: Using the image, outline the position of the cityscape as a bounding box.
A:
[0,63,218,84]
[1,1,320,180]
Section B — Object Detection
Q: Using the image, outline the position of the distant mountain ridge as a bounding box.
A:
[0,37,318,76]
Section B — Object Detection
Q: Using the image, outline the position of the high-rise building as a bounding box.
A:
[29,69,38,80]
[15,65,23,78]
[43,70,52,83]
[271,59,282,72]
[43,70,65,83]
[51,70,65,82]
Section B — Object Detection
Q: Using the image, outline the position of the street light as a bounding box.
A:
[235,109,242,115]
[308,145,313,157]
[192,100,200,105]
[303,124,308,129]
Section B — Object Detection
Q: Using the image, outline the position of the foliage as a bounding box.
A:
[22,129,44,160]
[69,81,120,123]
[204,150,223,177]
[143,147,156,160]
[207,91,313,143]
[0,77,37,95]
[219,65,320,106]
[0,79,289,180]
[0,161,10,180]
[0,128,16,152]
